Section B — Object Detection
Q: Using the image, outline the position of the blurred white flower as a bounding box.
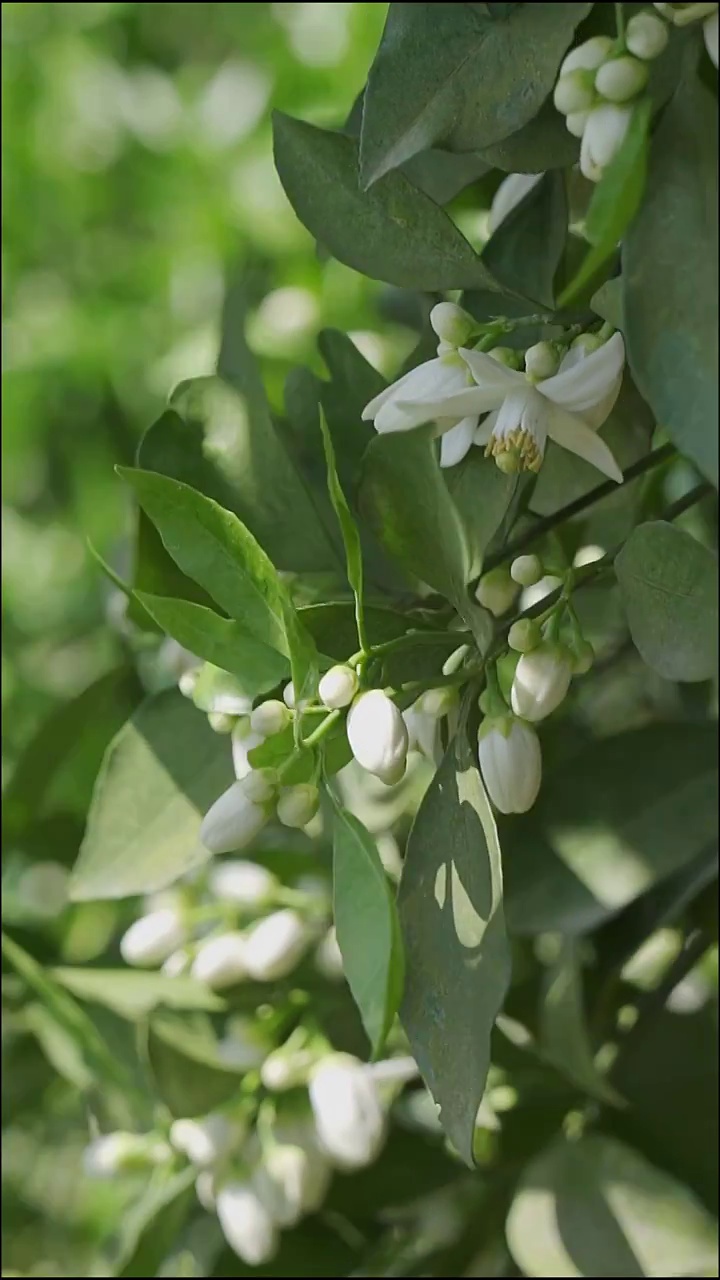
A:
[314,926,345,982]
[215,1181,279,1265]
[231,717,266,780]
[243,909,311,981]
[120,908,186,968]
[191,932,248,989]
[200,781,269,854]
[253,1139,331,1226]
[309,1054,386,1170]
[170,1114,244,1168]
[209,860,278,908]
[83,1132,171,1179]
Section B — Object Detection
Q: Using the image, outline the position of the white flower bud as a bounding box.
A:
[161,949,192,978]
[207,711,237,734]
[253,1142,331,1227]
[571,640,595,675]
[510,642,573,722]
[524,342,560,380]
[83,1132,171,1179]
[488,345,523,369]
[510,555,543,587]
[120,908,186,968]
[566,110,590,137]
[191,932,248,989]
[231,717,265,781]
[560,35,615,76]
[240,769,277,803]
[429,302,475,347]
[207,690,253,716]
[478,717,542,815]
[209,859,277,908]
[571,332,604,357]
[553,69,596,115]
[653,2,717,27]
[507,618,542,653]
[309,1054,386,1171]
[283,681,296,709]
[178,669,200,699]
[475,566,518,618]
[199,782,269,855]
[580,103,633,181]
[250,699,290,738]
[595,55,649,102]
[276,784,320,829]
[216,1182,279,1266]
[346,690,409,786]
[195,1171,217,1212]
[318,664,358,710]
[261,1047,316,1092]
[169,1114,244,1167]
[520,574,563,611]
[416,686,459,719]
[159,638,199,680]
[315,926,345,981]
[243,909,310,981]
[626,11,670,58]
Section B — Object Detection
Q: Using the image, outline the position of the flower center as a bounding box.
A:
[485,427,544,474]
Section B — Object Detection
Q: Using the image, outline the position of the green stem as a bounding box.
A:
[299,708,341,750]
[349,629,470,668]
[354,594,369,661]
[398,662,485,702]
[615,1,625,40]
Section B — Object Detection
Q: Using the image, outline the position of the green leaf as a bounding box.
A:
[70,690,235,901]
[299,602,421,662]
[539,939,622,1106]
[504,724,718,936]
[22,1001,94,1091]
[445,452,515,580]
[137,594,288,696]
[329,798,405,1057]
[147,1016,246,1117]
[128,477,220,631]
[480,97,579,172]
[591,276,623,330]
[483,170,568,308]
[559,99,652,309]
[616,521,718,683]
[273,113,499,293]
[114,1168,197,1279]
[51,968,226,1019]
[318,409,365,652]
[318,328,386,487]
[506,1134,719,1278]
[398,726,511,1165]
[623,70,718,486]
[399,148,490,205]
[359,2,593,185]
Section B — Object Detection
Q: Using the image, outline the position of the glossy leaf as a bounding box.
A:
[483,170,567,308]
[318,410,365,651]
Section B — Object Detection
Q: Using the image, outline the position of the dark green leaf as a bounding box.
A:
[273,113,499,293]
[445,451,515,579]
[615,521,718,683]
[623,70,718,485]
[114,1168,197,1279]
[483,170,567,308]
[591,277,623,330]
[299,602,422,662]
[70,690,235,901]
[540,939,622,1106]
[398,727,511,1165]
[147,1016,246,1117]
[319,410,365,646]
[359,2,593,185]
[480,98,579,172]
[400,149,490,204]
[329,799,405,1057]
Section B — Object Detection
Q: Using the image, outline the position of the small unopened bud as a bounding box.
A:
[178,669,199,699]
[626,11,670,58]
[315,926,345,981]
[209,859,277,907]
[243,909,310,981]
[318,664,358,710]
[510,642,573,722]
[240,768,277,803]
[566,110,590,137]
[416,686,459,719]
[277,784,320,829]
[208,711,237,734]
[595,55,648,102]
[250,699,290,738]
[283,681,296,709]
[489,346,523,370]
[191,932,248,989]
[508,618,542,653]
[553,69,595,115]
[83,1132,171,1179]
[560,35,615,76]
[120,908,186,968]
[525,342,560,380]
[510,554,543,587]
[200,781,269,854]
[429,301,475,347]
[309,1054,387,1171]
[572,640,595,675]
[216,1182,279,1266]
[475,566,518,618]
[253,1141,331,1227]
[478,717,542,815]
[571,332,604,356]
[580,104,633,182]
[346,690,409,786]
[195,1171,217,1212]
[170,1114,244,1167]
[261,1045,316,1092]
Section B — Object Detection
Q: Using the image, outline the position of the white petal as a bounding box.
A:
[439,417,477,467]
[546,405,623,482]
[705,11,719,66]
[473,409,498,445]
[459,347,526,394]
[361,367,417,420]
[398,384,506,422]
[374,360,468,434]
[540,333,625,415]
[488,173,543,234]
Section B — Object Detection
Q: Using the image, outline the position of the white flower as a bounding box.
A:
[397,333,626,481]
[206,689,253,717]
[510,642,573,722]
[209,859,277,908]
[595,55,648,103]
[488,173,543,234]
[705,8,719,62]
[169,1114,244,1168]
[580,103,633,181]
[215,1182,279,1266]
[120,908,186,968]
[478,717,542,815]
[347,690,409,785]
[309,1054,386,1170]
[199,780,269,854]
[403,703,442,765]
[191,932,248,989]
[261,1046,316,1092]
[560,35,615,76]
[626,11,670,58]
[510,555,543,588]
[250,699,290,737]
[276,784,320,829]
[254,1140,331,1227]
[318,664,358,709]
[83,1132,170,1179]
[195,1171,217,1212]
[231,717,266,780]
[315,926,345,981]
[243,909,310,981]
[553,69,596,115]
[566,110,590,137]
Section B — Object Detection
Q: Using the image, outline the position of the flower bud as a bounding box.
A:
[318,664,358,710]
[626,11,670,58]
[208,711,237,734]
[595,55,649,102]
[520,574,563,611]
[510,642,573,722]
[571,640,595,675]
[261,1046,316,1092]
[508,618,542,654]
[169,1114,244,1168]
[653,2,717,26]
[215,1182,279,1266]
[240,769,277,803]
[566,110,590,137]
[416,686,459,719]
[478,717,542,814]
[162,949,192,978]
[560,35,615,76]
[429,302,475,347]
[250,699,290,737]
[231,717,265,781]
[253,1141,331,1227]
[571,332,604,356]
[315,926,345,982]
[178,669,200,699]
[489,346,524,369]
[475,566,518,617]
[524,342,560,380]
[346,690,409,786]
[209,859,277,908]
[83,1132,171,1179]
[553,69,596,115]
[199,782,269,854]
[276,783,320,829]
[309,1054,386,1170]
[243,909,310,981]
[120,908,186,968]
[510,554,543,587]
[580,104,633,181]
[191,932,248,989]
[283,681,296,709]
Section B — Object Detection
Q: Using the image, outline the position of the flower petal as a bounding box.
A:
[396,384,506,423]
[459,347,526,393]
[474,409,498,446]
[374,360,469,434]
[540,333,625,414]
[439,417,477,467]
[546,405,623,482]
[705,11,718,67]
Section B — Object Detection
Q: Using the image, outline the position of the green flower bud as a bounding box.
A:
[508,618,542,653]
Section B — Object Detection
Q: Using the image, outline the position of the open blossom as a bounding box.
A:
[388,332,625,482]
[478,717,542,815]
